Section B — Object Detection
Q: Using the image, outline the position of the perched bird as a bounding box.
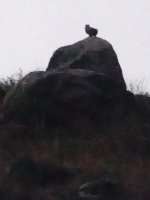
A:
[85,24,98,37]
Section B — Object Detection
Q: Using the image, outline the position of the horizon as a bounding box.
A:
[0,0,150,92]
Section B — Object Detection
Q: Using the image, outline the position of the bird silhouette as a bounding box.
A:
[85,24,98,37]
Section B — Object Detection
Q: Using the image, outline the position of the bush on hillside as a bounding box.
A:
[0,69,23,93]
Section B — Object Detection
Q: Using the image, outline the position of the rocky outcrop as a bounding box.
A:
[2,69,134,128]
[79,177,128,200]
[2,37,135,127]
[47,37,126,89]
[0,36,149,200]
[2,71,45,113]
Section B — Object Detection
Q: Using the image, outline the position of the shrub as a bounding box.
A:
[0,69,23,93]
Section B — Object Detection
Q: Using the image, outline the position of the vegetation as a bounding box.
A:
[0,69,23,93]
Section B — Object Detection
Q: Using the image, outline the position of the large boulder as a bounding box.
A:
[2,71,45,109]
[2,69,134,128]
[2,37,135,128]
[2,71,45,123]
[47,37,126,89]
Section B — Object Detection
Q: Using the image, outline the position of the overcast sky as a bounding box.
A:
[0,0,150,92]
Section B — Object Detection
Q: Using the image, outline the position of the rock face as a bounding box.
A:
[2,69,134,127]
[47,37,126,89]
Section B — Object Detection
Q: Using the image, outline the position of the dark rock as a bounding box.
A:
[47,37,126,89]
[2,71,45,123]
[135,94,150,120]
[2,37,136,129]
[0,123,28,160]
[0,86,6,112]
[79,177,130,200]
[2,69,134,128]
[2,71,45,111]
[0,86,6,97]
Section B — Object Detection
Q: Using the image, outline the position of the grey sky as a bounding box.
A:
[0,0,150,91]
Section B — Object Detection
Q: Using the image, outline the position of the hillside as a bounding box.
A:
[0,37,150,200]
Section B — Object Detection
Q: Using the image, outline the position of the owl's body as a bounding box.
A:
[85,25,98,37]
